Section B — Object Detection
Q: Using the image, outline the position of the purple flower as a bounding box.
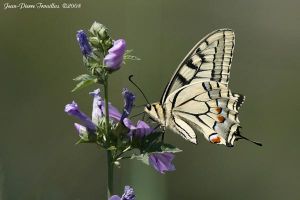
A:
[90,89,122,122]
[104,39,126,71]
[123,119,152,137]
[90,88,135,124]
[149,153,176,174]
[120,88,135,121]
[121,186,135,200]
[89,89,103,124]
[65,101,96,131]
[76,30,92,57]
[74,123,91,140]
[109,186,135,200]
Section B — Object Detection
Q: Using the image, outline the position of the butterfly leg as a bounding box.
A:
[161,126,166,142]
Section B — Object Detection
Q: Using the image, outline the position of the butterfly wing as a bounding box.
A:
[164,81,244,146]
[161,29,235,103]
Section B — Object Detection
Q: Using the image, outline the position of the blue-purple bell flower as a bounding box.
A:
[104,39,126,71]
[149,152,176,174]
[65,101,96,131]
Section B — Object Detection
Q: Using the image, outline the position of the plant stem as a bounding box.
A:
[103,76,114,198]
[107,150,114,198]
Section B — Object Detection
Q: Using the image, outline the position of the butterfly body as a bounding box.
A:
[145,29,250,147]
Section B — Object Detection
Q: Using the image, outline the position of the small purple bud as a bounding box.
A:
[76,30,92,57]
[65,101,96,131]
[120,88,135,121]
[149,153,176,174]
[104,39,126,71]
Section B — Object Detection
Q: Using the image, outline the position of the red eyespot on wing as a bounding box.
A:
[209,134,221,144]
[215,107,222,113]
[217,115,225,123]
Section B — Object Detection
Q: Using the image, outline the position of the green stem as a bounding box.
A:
[103,76,114,198]
[106,151,114,198]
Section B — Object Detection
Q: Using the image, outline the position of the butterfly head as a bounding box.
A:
[144,103,165,125]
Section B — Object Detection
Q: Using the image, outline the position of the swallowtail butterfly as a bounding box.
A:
[144,29,261,147]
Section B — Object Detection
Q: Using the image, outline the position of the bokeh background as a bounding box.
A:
[1,0,299,199]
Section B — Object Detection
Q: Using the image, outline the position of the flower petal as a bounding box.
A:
[135,120,152,137]
[120,88,135,121]
[65,101,96,131]
[148,153,176,174]
[107,103,122,121]
[104,39,126,71]
[109,39,126,55]
[123,118,136,137]
[89,89,103,125]
[74,123,95,141]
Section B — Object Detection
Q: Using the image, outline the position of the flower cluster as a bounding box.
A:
[65,21,182,199]
[65,88,179,173]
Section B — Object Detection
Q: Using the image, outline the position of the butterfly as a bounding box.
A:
[144,29,261,147]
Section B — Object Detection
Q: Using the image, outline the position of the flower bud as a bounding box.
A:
[89,36,101,47]
[90,21,109,39]
[76,30,92,57]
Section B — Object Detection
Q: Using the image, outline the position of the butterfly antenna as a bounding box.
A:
[130,111,145,119]
[134,104,147,108]
[236,132,262,146]
[129,75,151,107]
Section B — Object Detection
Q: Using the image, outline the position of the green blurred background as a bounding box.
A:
[1,0,299,199]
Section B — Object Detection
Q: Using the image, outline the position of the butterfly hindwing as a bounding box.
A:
[161,29,235,103]
[164,81,243,146]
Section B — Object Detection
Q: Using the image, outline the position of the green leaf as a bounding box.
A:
[146,142,182,154]
[73,74,93,81]
[141,131,162,149]
[123,49,141,61]
[72,76,98,92]
[107,146,117,151]
[144,131,163,143]
[131,154,150,165]
[123,54,141,61]
[160,143,182,153]
[125,49,133,54]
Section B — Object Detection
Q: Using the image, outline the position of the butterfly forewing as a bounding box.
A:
[161,29,235,104]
